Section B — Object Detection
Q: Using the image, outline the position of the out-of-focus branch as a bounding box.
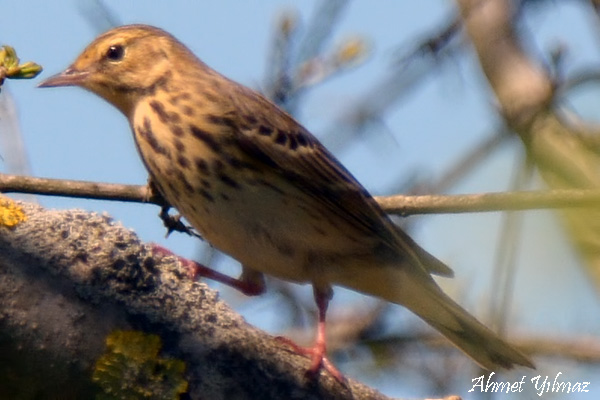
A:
[590,0,600,22]
[456,0,600,289]
[456,0,553,130]
[0,89,36,205]
[0,91,33,178]
[78,0,121,33]
[487,154,533,335]
[554,69,600,154]
[265,0,358,113]
[296,0,350,67]
[359,332,600,365]
[265,10,297,107]
[324,14,464,153]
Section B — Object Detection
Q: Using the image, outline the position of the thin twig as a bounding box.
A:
[377,189,600,215]
[0,173,163,204]
[2,173,600,215]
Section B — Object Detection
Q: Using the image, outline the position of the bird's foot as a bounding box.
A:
[158,205,202,239]
[150,244,265,296]
[275,336,347,384]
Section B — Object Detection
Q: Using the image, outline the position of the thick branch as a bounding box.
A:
[0,199,395,400]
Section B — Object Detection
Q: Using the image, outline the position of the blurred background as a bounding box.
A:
[1,0,600,398]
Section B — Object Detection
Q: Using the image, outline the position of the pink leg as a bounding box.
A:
[277,286,347,384]
[153,244,345,382]
[309,287,331,374]
[151,244,265,296]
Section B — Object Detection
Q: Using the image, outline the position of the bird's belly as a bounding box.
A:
[154,169,370,284]
[171,185,315,283]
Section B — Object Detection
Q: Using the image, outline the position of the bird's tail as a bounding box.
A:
[335,265,534,370]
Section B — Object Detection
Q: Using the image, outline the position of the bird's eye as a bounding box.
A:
[106,45,125,61]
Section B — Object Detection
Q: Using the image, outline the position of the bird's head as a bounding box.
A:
[39,24,195,116]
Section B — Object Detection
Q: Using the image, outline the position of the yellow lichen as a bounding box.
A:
[93,330,188,400]
[0,197,26,228]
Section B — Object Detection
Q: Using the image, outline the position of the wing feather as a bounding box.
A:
[227,85,453,277]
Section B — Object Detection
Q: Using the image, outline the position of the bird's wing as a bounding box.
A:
[229,89,452,277]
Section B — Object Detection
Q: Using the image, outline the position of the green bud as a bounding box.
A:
[0,46,43,83]
[0,46,20,69]
[11,61,43,79]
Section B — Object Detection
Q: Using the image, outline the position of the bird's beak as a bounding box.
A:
[38,67,89,88]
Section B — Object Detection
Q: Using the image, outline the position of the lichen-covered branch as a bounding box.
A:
[0,198,399,400]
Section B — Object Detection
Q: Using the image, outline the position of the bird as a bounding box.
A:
[39,24,534,381]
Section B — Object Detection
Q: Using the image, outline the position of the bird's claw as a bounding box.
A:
[275,336,348,385]
[158,205,202,239]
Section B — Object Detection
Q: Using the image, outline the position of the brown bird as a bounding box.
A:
[39,24,533,380]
